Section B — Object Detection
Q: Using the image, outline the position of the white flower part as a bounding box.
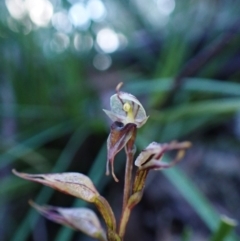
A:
[103,91,148,128]
[134,142,164,169]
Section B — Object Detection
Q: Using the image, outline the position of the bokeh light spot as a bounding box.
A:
[5,0,26,19]
[96,28,119,53]
[68,3,90,29]
[73,33,93,52]
[156,0,175,15]
[86,0,107,22]
[25,0,53,27]
[93,54,112,71]
[52,11,72,33]
[51,32,70,52]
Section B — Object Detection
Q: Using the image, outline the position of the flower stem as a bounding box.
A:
[119,206,131,238]
[119,191,143,238]
[122,127,136,210]
[119,169,149,238]
[122,149,134,210]
[118,126,136,239]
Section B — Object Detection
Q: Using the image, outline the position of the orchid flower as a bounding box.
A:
[103,83,148,128]
[132,141,191,197]
[135,141,191,170]
[103,83,148,181]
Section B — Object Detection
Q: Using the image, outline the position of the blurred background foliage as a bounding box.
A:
[1,0,240,240]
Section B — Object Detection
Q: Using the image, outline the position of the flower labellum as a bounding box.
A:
[103,82,148,128]
[135,141,191,170]
[106,121,137,182]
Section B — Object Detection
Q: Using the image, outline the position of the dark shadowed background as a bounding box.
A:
[1,0,240,240]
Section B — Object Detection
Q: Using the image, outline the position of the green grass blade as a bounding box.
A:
[186,79,240,96]
[159,116,213,141]
[210,216,237,241]
[151,98,240,122]
[0,121,74,169]
[0,177,36,205]
[181,227,192,241]
[163,166,219,230]
[126,78,240,96]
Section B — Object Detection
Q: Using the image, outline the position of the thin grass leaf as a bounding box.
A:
[164,165,220,229]
[0,121,75,170]
[210,216,237,241]
[181,227,192,241]
[0,104,63,118]
[159,116,217,141]
[150,98,240,123]
[186,79,240,96]
[0,177,36,205]
[126,78,240,96]
[152,36,189,105]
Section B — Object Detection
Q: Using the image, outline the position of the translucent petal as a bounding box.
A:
[110,92,147,120]
[104,91,148,128]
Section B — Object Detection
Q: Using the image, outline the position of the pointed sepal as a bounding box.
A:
[106,122,137,182]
